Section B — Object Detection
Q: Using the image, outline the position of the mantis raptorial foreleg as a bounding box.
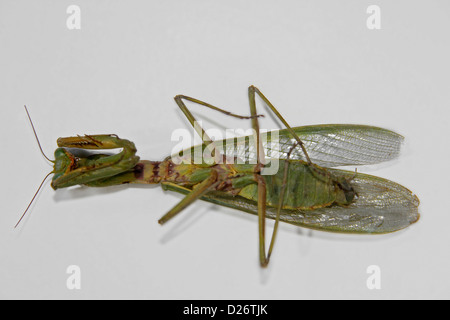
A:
[52,135,140,189]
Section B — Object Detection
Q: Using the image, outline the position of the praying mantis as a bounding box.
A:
[19,86,420,267]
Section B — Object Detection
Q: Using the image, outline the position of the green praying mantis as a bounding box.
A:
[19,86,420,267]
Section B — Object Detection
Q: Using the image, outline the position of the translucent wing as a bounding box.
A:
[162,169,420,234]
[175,124,404,167]
[270,125,404,167]
[271,169,419,234]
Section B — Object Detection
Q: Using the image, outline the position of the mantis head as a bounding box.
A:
[51,135,140,190]
[17,106,140,228]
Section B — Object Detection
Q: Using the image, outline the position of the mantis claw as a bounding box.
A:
[52,134,139,189]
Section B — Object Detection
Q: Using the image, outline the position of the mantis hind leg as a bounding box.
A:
[173,87,310,266]
[248,87,306,267]
[265,142,298,264]
[248,86,312,164]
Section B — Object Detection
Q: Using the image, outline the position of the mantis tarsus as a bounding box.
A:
[19,86,420,267]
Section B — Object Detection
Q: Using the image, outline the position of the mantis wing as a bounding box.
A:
[161,168,419,234]
[269,125,404,167]
[176,124,404,168]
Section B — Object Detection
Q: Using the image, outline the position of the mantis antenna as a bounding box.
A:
[24,105,54,162]
[15,171,53,228]
[15,106,54,228]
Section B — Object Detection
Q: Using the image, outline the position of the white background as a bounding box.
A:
[1,1,449,299]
